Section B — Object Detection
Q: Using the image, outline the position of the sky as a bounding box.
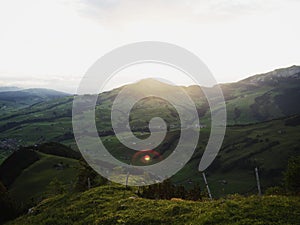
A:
[0,0,299,93]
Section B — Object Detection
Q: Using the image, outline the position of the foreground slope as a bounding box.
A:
[0,143,80,206]
[7,185,300,225]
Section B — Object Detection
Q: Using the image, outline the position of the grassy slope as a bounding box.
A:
[4,117,299,202]
[1,79,300,148]
[0,89,69,116]
[6,185,300,225]
[0,79,299,199]
[9,152,79,204]
[2,117,299,201]
[95,117,300,196]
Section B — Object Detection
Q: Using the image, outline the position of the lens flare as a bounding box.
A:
[144,155,151,161]
[132,149,162,165]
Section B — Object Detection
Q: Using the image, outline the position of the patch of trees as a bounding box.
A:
[221,140,280,172]
[34,142,81,160]
[250,94,272,121]
[156,131,180,155]
[139,179,203,201]
[233,107,241,123]
[242,137,259,148]
[75,158,108,192]
[284,115,300,126]
[98,129,115,137]
[196,103,209,117]
[284,156,300,195]
[0,109,73,133]
[0,98,73,123]
[266,156,300,196]
[275,87,300,115]
[52,132,74,142]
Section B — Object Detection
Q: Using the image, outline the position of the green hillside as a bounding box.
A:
[3,115,297,204]
[0,143,80,208]
[0,114,298,224]
[0,72,300,197]
[1,67,300,152]
[1,66,300,224]
[98,115,300,197]
[6,185,300,225]
[0,88,70,115]
[9,152,79,205]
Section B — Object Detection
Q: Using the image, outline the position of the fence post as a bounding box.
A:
[255,167,262,196]
[202,172,213,200]
[87,177,91,190]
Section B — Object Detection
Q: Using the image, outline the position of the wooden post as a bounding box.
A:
[255,167,262,196]
[87,177,91,190]
[202,172,213,200]
[123,172,130,198]
[125,172,130,188]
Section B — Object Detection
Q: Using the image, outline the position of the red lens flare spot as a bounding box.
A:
[144,155,151,161]
[132,149,163,165]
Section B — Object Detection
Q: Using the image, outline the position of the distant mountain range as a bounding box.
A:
[0,88,70,113]
[0,86,22,92]
[0,65,300,144]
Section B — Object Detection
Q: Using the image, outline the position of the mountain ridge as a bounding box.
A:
[238,65,300,85]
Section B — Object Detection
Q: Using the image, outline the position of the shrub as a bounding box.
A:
[284,156,300,195]
[265,186,285,196]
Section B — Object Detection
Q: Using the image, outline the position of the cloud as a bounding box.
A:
[82,0,120,9]
[76,0,286,26]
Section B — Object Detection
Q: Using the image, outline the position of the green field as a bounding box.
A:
[2,116,300,203]
[6,184,300,225]
[95,117,300,197]
[9,152,79,205]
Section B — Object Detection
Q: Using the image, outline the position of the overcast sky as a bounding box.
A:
[0,0,299,93]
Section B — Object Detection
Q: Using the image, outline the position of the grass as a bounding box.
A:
[9,152,79,205]
[2,116,300,201]
[94,117,300,197]
[6,185,300,225]
[5,116,298,199]
[0,80,300,201]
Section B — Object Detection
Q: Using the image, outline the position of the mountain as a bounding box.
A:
[219,65,300,124]
[0,66,299,161]
[98,65,300,126]
[241,65,300,84]
[0,66,300,224]
[0,66,299,145]
[0,66,300,204]
[0,87,22,93]
[0,88,70,114]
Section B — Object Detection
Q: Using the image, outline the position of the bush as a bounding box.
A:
[47,178,66,196]
[75,158,108,192]
[265,186,285,196]
[284,156,300,195]
[35,142,81,160]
